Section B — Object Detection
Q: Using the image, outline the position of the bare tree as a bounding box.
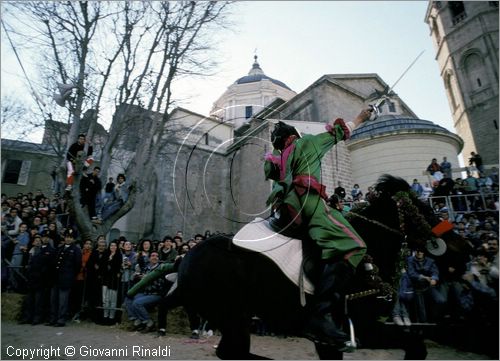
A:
[2,1,232,241]
[0,95,31,137]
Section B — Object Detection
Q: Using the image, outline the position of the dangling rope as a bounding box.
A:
[1,20,47,113]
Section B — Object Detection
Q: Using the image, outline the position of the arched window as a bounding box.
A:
[463,53,486,92]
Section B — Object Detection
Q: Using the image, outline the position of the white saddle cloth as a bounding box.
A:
[233,217,315,294]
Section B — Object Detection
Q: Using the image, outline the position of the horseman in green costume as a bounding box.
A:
[264,107,373,349]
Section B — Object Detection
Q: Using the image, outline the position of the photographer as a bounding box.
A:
[469,151,484,175]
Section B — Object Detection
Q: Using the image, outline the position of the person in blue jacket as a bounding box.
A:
[407,247,445,322]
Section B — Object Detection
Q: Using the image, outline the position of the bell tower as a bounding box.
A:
[425,1,499,166]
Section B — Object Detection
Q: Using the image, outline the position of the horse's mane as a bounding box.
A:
[374,174,411,197]
[348,174,413,228]
[373,174,438,230]
[346,174,439,281]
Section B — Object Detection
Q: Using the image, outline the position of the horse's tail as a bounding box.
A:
[162,273,184,310]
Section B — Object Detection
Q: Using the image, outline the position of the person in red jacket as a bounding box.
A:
[65,134,93,191]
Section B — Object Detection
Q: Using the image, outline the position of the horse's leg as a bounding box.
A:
[314,343,343,360]
[403,330,427,360]
[216,317,270,360]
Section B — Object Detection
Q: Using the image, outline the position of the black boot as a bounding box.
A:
[303,261,355,349]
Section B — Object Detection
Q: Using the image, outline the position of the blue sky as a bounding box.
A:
[1,1,454,141]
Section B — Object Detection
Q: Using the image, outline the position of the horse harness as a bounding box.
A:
[344,192,416,303]
[338,193,417,350]
[343,189,448,311]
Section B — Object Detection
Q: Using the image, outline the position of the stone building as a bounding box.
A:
[227,73,463,229]
[1,140,58,196]
[1,57,465,239]
[110,105,235,240]
[348,115,463,188]
[425,1,499,166]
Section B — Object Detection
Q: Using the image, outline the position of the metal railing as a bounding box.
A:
[427,192,499,220]
[338,192,498,222]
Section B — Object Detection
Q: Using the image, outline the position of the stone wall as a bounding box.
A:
[349,132,463,192]
[228,122,273,234]
[116,141,233,241]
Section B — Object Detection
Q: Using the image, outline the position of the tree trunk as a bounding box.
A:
[66,152,137,241]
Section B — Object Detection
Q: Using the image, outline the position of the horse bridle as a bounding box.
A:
[345,191,437,302]
[341,193,416,351]
[347,212,403,237]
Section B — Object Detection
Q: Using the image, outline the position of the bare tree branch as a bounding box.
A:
[2,1,232,240]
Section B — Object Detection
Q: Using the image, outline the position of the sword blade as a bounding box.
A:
[385,49,425,96]
[368,50,425,121]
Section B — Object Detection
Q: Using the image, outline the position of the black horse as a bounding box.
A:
[172,174,469,359]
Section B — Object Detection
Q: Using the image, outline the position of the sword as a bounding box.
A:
[369,50,425,120]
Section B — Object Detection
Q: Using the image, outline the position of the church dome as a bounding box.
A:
[347,114,463,192]
[351,114,454,140]
[235,55,292,90]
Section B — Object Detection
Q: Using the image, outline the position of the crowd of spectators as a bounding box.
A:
[1,189,212,337]
[2,152,498,350]
[389,208,498,357]
[331,157,498,347]
[334,155,498,217]
[391,214,498,322]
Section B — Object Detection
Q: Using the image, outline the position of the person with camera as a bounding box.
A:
[469,151,484,175]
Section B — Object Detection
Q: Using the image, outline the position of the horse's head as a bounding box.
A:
[347,174,468,281]
[349,174,435,250]
[377,175,472,256]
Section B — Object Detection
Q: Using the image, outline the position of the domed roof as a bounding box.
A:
[351,114,456,140]
[235,55,292,91]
